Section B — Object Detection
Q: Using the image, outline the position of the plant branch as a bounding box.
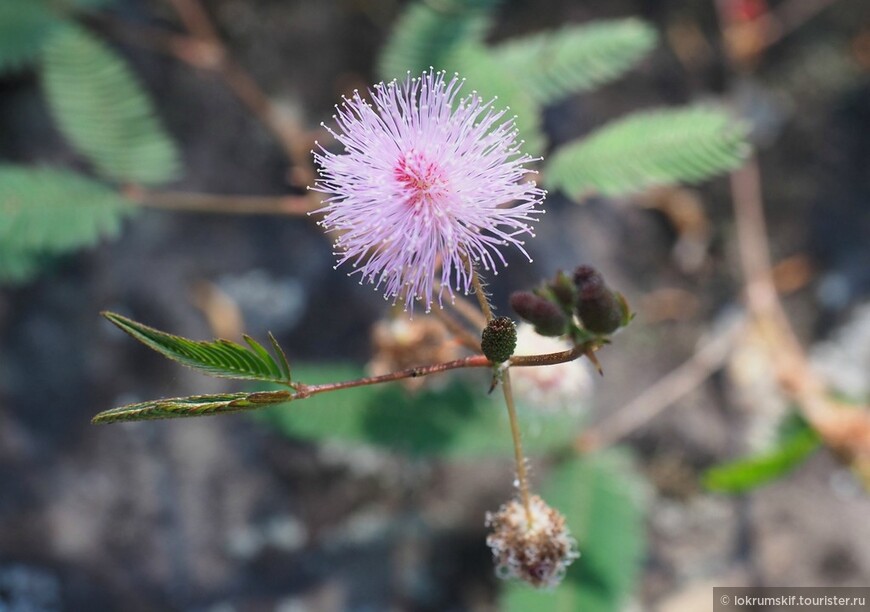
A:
[729,157,870,473]
[165,0,221,44]
[125,186,315,216]
[156,0,317,188]
[578,314,745,451]
[292,346,589,398]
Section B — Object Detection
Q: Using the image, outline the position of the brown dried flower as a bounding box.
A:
[368,313,460,390]
[485,495,579,588]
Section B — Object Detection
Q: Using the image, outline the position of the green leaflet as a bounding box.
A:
[41,26,180,185]
[443,43,545,156]
[103,312,293,385]
[0,166,132,254]
[258,364,581,457]
[92,390,293,424]
[703,421,822,493]
[0,0,64,74]
[547,106,750,198]
[492,19,657,105]
[377,0,502,80]
[502,451,647,611]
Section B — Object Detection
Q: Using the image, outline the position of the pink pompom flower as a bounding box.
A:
[312,70,545,312]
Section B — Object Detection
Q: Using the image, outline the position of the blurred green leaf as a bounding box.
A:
[492,19,657,105]
[41,26,180,184]
[0,0,63,74]
[103,312,293,384]
[703,421,821,493]
[0,166,132,254]
[92,390,293,424]
[377,0,502,80]
[444,43,545,155]
[258,364,580,457]
[0,246,44,285]
[547,106,750,198]
[502,451,647,611]
[65,0,117,9]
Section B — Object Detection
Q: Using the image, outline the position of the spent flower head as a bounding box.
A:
[313,70,545,312]
[486,494,579,588]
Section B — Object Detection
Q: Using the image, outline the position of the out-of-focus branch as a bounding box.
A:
[165,0,221,45]
[730,158,870,477]
[126,186,315,216]
[430,307,482,353]
[758,0,842,49]
[579,314,745,452]
[717,0,842,65]
[110,0,318,189]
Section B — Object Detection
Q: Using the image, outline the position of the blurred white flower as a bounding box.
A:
[510,323,594,413]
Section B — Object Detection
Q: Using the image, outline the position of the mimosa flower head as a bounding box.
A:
[312,70,545,312]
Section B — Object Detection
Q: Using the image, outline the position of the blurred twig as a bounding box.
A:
[717,0,842,66]
[757,0,842,49]
[429,308,482,353]
[104,1,319,190]
[162,0,317,188]
[578,314,745,452]
[729,159,870,473]
[126,186,315,215]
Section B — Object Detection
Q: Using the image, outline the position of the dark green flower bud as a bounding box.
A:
[481,316,517,363]
[509,291,568,337]
[548,270,576,312]
[573,265,623,334]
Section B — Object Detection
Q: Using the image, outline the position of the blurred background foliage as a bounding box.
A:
[0,0,869,610]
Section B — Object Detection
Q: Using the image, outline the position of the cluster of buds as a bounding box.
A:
[510,265,632,340]
[486,495,580,588]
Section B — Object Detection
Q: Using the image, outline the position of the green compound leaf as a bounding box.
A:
[0,166,132,254]
[377,0,502,80]
[103,312,293,385]
[492,19,657,105]
[41,26,180,185]
[0,0,64,74]
[258,364,580,457]
[92,390,293,424]
[703,421,821,493]
[547,106,750,198]
[444,43,546,155]
[502,451,647,612]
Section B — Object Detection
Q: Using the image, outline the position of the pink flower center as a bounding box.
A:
[394,150,447,209]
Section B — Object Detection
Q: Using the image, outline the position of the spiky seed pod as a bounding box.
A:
[509,291,568,337]
[481,316,517,363]
[485,495,579,588]
[573,265,623,334]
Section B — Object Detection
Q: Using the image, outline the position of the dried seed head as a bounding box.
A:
[485,495,579,588]
[481,316,518,363]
